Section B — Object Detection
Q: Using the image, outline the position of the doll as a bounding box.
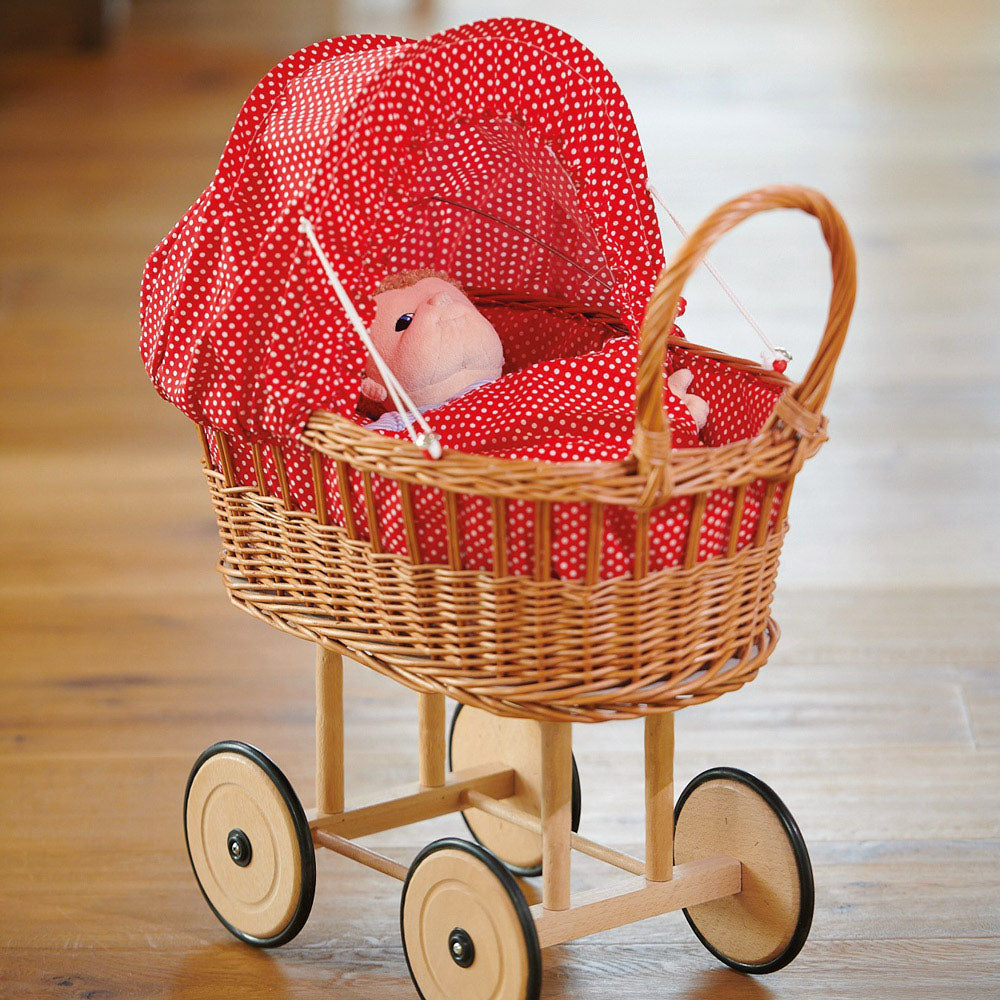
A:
[361,269,709,434]
[361,271,504,428]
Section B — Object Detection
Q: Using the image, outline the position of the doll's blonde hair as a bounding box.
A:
[376,269,461,294]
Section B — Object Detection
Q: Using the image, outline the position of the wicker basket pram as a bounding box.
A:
[136,25,856,723]
[156,23,858,988]
[200,183,854,723]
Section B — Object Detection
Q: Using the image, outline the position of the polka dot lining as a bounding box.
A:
[142,18,784,580]
[140,19,664,438]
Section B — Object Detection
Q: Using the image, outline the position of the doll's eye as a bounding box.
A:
[394,313,413,332]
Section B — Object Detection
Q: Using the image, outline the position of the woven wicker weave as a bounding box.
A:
[200,185,856,721]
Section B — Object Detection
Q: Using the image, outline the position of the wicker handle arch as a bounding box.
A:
[633,184,857,469]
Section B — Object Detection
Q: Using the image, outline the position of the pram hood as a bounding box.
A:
[139,18,664,440]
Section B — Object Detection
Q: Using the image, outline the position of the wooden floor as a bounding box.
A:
[2,1,998,997]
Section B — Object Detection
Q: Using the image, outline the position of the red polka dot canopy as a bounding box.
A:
[139,18,665,441]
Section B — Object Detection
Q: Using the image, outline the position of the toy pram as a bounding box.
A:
[142,18,856,998]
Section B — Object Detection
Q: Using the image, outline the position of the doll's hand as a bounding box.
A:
[667,368,709,431]
[361,376,387,402]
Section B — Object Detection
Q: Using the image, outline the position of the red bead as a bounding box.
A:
[772,359,788,373]
[675,296,686,317]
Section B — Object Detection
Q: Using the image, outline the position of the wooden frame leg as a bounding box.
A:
[316,645,344,815]
[644,712,675,882]
[540,720,573,911]
[417,691,446,788]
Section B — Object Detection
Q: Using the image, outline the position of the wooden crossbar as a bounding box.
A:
[531,855,742,948]
[463,790,646,877]
[312,830,407,881]
[307,763,515,839]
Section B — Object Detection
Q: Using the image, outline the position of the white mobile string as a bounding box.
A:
[647,182,791,368]
[299,217,443,459]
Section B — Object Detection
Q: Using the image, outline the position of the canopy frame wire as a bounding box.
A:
[298,217,443,459]
[428,195,616,291]
[646,182,791,364]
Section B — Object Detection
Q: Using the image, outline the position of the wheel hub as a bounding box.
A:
[448,927,475,968]
[227,828,253,867]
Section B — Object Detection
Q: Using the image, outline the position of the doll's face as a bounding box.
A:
[365,276,504,410]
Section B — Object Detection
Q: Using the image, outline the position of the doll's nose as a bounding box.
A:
[426,292,469,327]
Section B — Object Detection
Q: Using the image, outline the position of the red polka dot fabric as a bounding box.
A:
[346,335,703,578]
[140,18,664,439]
[144,18,785,580]
[206,324,784,579]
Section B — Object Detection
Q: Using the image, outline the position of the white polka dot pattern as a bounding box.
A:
[206,327,783,579]
[140,19,664,438]
[142,18,784,581]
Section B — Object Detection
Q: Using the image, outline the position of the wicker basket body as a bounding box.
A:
[201,186,855,722]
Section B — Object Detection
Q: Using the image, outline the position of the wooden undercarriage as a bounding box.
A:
[184,645,813,998]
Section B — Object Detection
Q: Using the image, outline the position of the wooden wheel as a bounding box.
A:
[400,838,542,1000]
[184,741,315,947]
[448,704,581,876]
[674,767,814,974]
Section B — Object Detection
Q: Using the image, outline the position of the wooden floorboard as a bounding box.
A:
[1,0,998,997]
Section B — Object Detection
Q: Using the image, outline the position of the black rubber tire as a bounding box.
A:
[674,766,814,975]
[447,703,582,877]
[183,740,316,948]
[400,837,542,1000]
